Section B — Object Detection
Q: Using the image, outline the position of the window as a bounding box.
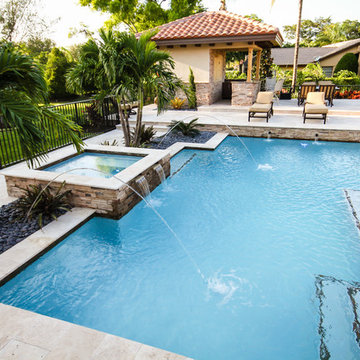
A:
[322,66,333,77]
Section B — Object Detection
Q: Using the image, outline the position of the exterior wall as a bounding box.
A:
[6,156,171,219]
[209,50,225,104]
[160,42,262,105]
[161,46,210,82]
[320,45,360,67]
[231,81,260,106]
[277,45,360,75]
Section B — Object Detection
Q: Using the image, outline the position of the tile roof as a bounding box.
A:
[271,48,332,66]
[272,38,360,65]
[149,11,281,42]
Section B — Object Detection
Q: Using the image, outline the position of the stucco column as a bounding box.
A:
[255,50,262,80]
[247,48,253,82]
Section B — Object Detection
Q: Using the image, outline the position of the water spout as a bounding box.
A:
[173,114,259,166]
[154,164,166,183]
[265,131,272,142]
[136,175,150,197]
[314,133,319,142]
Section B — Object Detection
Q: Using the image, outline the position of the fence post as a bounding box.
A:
[74,102,79,124]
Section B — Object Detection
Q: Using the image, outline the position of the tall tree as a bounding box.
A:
[291,0,303,90]
[283,17,332,46]
[45,48,73,100]
[283,18,360,46]
[0,0,49,42]
[0,45,83,166]
[273,0,303,90]
[79,0,205,32]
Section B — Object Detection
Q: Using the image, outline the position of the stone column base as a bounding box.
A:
[231,81,260,106]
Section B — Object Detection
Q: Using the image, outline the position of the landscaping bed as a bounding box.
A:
[150,131,216,149]
[0,201,68,255]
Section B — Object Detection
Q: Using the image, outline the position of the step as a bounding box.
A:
[116,124,169,133]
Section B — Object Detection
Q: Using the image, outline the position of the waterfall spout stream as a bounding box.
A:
[26,166,206,282]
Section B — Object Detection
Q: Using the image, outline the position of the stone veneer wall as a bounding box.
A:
[175,83,213,106]
[6,156,170,219]
[196,124,360,142]
[175,50,225,106]
[231,81,260,106]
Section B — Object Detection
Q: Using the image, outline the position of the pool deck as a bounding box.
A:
[0,304,190,360]
[139,99,360,131]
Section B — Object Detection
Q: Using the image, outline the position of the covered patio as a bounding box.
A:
[151,11,283,106]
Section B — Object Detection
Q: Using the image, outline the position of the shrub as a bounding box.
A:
[187,67,197,109]
[301,63,326,83]
[225,70,246,80]
[169,118,203,136]
[84,102,102,125]
[334,90,360,99]
[131,125,156,145]
[170,97,186,109]
[101,139,119,146]
[13,181,72,227]
[45,47,73,100]
[331,70,360,86]
[334,53,359,74]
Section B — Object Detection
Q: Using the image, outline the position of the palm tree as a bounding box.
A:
[67,30,183,147]
[0,44,83,167]
[120,31,182,146]
[272,0,303,91]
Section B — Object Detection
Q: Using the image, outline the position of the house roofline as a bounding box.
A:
[318,39,360,61]
[154,33,282,47]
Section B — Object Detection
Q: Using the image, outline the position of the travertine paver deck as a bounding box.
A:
[0,304,191,360]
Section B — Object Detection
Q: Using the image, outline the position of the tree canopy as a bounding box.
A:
[283,17,360,47]
[66,29,183,146]
[0,0,50,42]
[79,0,205,32]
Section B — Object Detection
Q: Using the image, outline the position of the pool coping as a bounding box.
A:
[1,145,169,191]
[0,304,191,360]
[165,132,228,158]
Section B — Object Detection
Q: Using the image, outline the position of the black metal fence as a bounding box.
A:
[0,97,120,169]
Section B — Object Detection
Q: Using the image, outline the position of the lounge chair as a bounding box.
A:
[248,92,274,123]
[273,79,285,103]
[298,82,317,106]
[303,92,328,124]
[265,77,276,91]
[319,83,336,107]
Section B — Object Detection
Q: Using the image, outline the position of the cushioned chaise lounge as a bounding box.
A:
[248,92,274,123]
[303,92,328,124]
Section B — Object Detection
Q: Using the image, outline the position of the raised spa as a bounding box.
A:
[1,137,360,360]
[43,152,141,178]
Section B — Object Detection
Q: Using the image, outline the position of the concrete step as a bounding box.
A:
[116,124,169,133]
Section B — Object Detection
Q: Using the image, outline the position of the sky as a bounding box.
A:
[39,0,360,46]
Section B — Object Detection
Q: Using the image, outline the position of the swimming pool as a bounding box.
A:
[43,152,141,178]
[1,137,360,359]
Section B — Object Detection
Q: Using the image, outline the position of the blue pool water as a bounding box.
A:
[44,152,141,178]
[2,137,360,359]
